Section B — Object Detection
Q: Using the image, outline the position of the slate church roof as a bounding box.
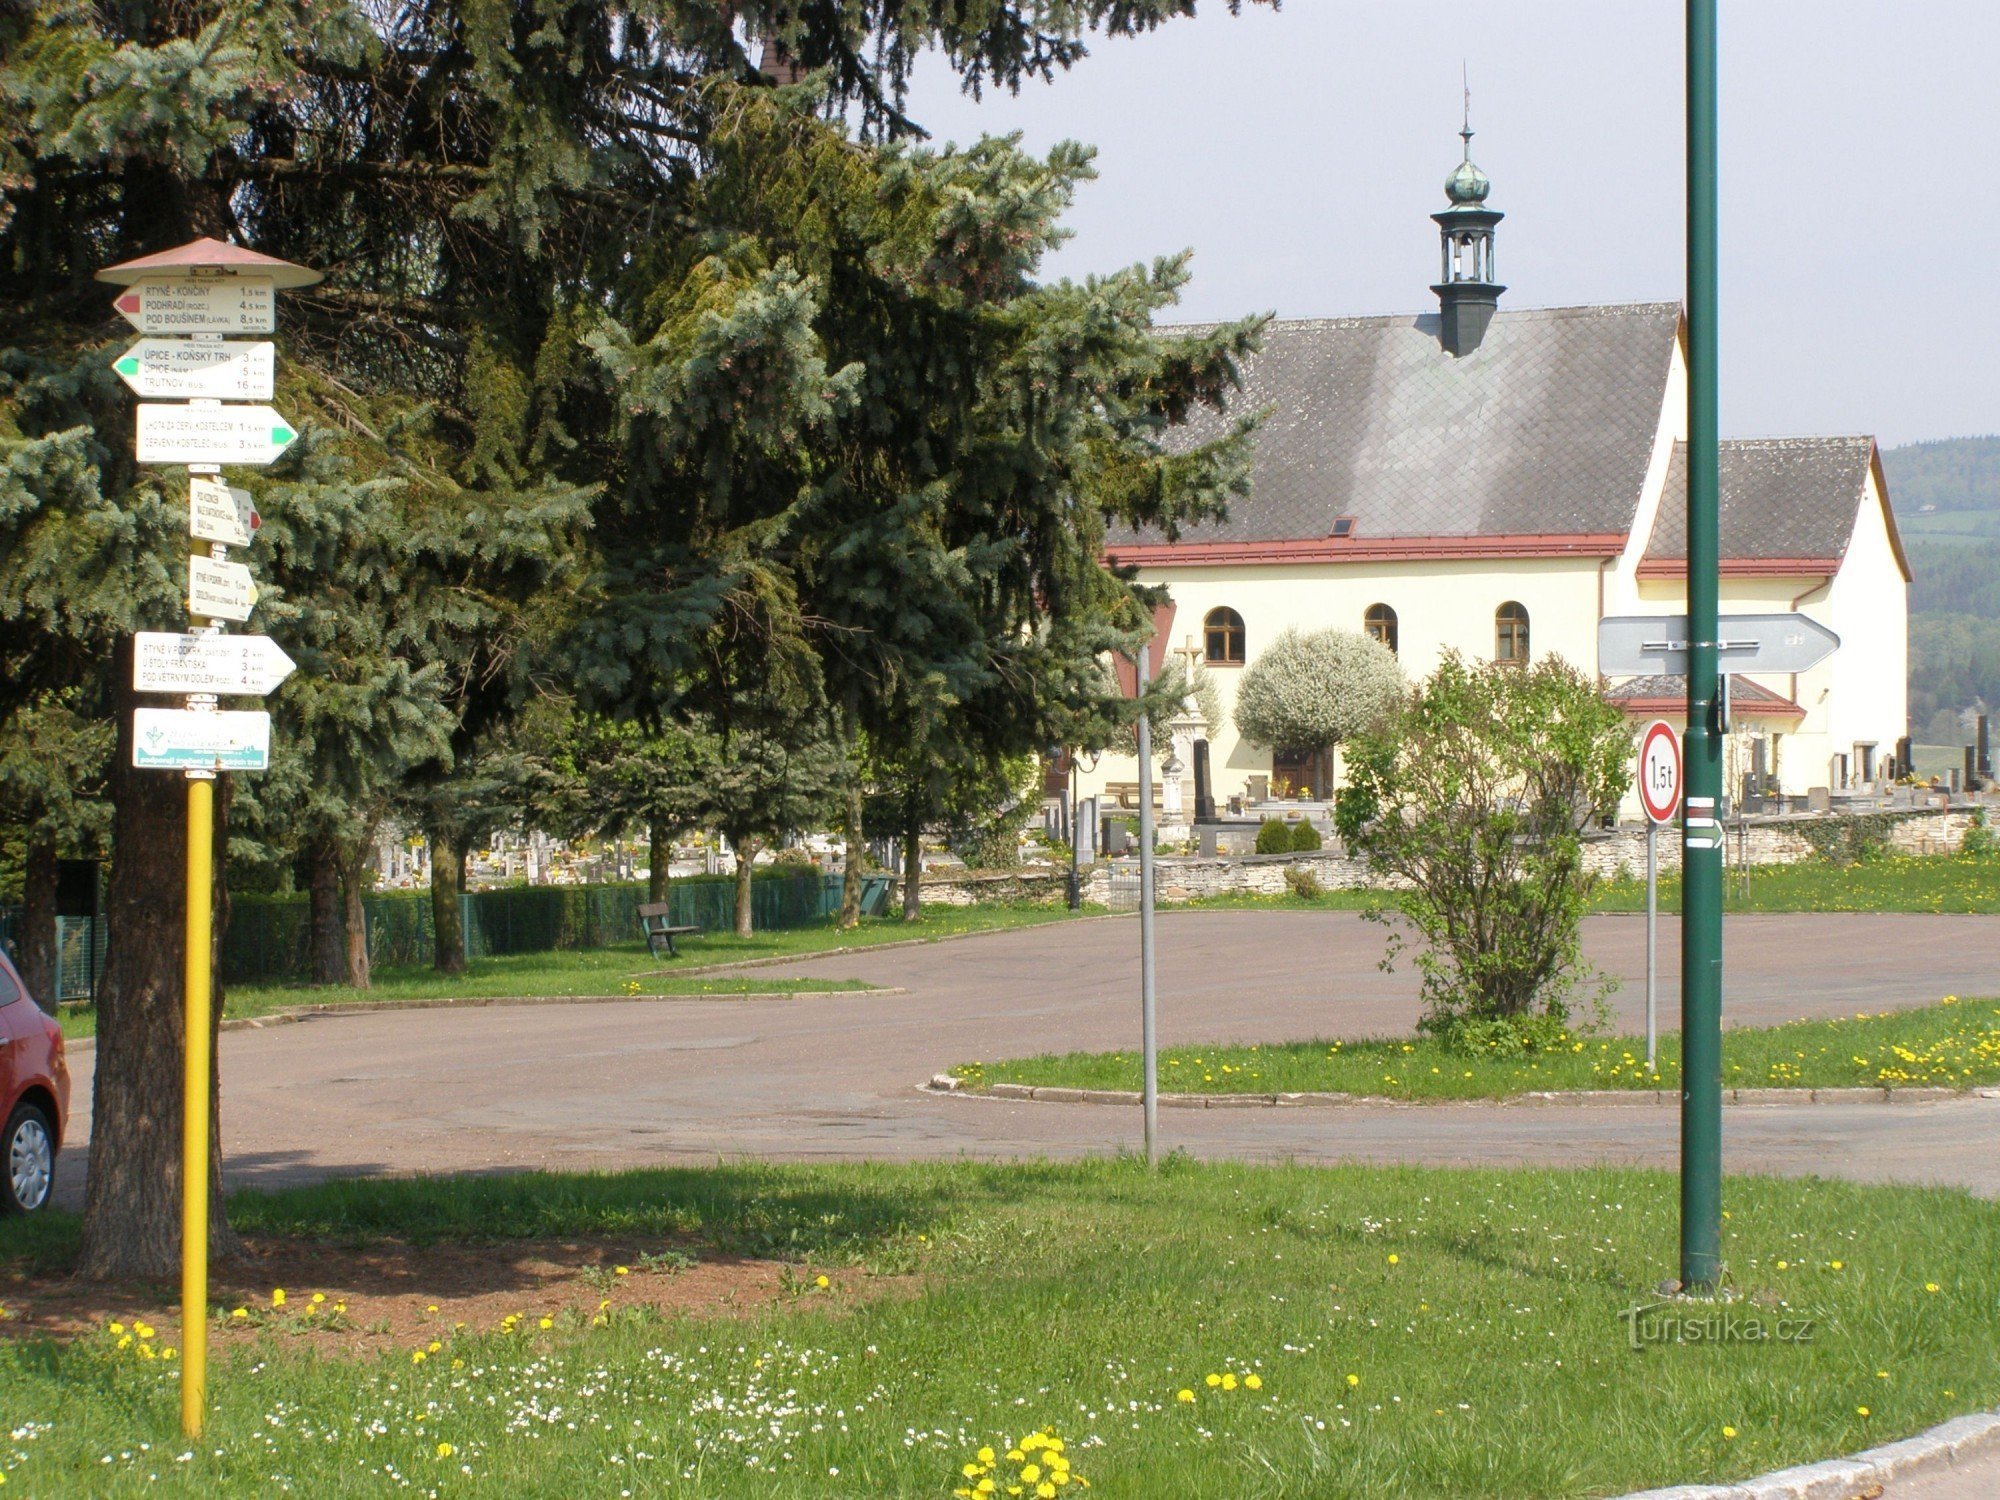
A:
[1111,302,1683,554]
[1643,436,1909,579]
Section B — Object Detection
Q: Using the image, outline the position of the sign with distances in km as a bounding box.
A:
[1638,719,1683,825]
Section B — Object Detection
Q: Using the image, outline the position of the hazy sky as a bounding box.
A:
[901,2,1988,450]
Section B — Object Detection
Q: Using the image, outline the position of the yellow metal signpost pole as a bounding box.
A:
[96,237,319,1440]
[181,764,214,1434]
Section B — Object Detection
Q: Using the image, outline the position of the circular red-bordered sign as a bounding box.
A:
[1637,719,1682,825]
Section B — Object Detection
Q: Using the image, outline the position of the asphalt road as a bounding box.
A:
[52,909,2000,1207]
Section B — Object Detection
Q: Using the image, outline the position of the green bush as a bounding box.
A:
[1254,818,1293,854]
[1282,865,1324,900]
[1290,820,1323,852]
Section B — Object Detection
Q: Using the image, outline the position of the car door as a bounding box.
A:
[0,959,22,1113]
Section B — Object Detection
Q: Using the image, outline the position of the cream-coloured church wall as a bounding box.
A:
[1605,337,1688,614]
[1822,469,1909,784]
[1075,555,1605,809]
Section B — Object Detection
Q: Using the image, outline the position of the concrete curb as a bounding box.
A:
[924,1077,1995,1110]
[61,986,905,1056]
[1617,1408,2000,1499]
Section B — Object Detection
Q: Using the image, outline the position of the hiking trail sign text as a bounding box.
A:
[136,403,297,466]
[113,339,275,400]
[187,555,257,622]
[133,632,296,696]
[188,477,258,547]
[112,277,275,335]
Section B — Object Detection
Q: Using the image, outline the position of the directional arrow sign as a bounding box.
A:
[1598,612,1841,677]
[132,708,271,772]
[134,631,295,696]
[188,555,258,622]
[112,277,275,335]
[113,339,274,400]
[137,404,297,466]
[189,476,258,548]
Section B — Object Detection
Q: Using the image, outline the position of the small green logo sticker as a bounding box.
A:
[115,356,140,376]
[271,425,295,446]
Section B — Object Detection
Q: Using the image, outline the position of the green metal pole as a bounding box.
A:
[1681,0,1725,1293]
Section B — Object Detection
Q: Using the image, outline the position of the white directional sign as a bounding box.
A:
[112,277,275,335]
[113,339,274,401]
[132,708,271,771]
[137,404,298,466]
[1598,612,1841,677]
[188,555,258,622]
[189,476,258,547]
[134,632,295,696]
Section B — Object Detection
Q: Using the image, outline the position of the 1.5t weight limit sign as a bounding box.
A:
[1638,719,1683,825]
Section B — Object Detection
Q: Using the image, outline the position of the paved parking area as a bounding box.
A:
[50,909,2000,1208]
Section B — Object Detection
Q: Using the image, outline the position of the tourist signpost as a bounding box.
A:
[1596,612,1840,679]
[96,237,320,1439]
[113,339,275,401]
[1637,720,1683,1072]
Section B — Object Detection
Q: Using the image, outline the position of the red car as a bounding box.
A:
[1,947,68,1214]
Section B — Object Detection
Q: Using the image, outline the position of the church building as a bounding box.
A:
[1080,125,1910,823]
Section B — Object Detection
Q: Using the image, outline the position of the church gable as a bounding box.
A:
[1642,436,1905,577]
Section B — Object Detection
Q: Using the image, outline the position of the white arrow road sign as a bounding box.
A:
[113,339,275,400]
[1598,612,1842,677]
[137,403,298,466]
[189,476,258,547]
[112,277,275,335]
[188,554,258,622]
[132,708,271,771]
[1684,796,1724,852]
[134,632,295,696]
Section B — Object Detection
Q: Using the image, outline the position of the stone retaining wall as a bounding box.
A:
[910,805,1988,907]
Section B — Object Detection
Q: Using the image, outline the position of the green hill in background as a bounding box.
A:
[1882,436,2000,740]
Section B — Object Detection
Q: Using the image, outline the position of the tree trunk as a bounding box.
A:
[901,812,923,921]
[338,839,372,990]
[839,781,864,929]
[733,836,759,938]
[17,834,58,1008]
[648,816,671,904]
[77,658,238,1279]
[430,830,466,975]
[304,834,345,986]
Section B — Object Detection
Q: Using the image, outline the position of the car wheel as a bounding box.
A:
[2,1102,55,1214]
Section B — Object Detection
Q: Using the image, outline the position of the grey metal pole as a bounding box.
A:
[1646,820,1658,1072]
[1136,645,1159,1164]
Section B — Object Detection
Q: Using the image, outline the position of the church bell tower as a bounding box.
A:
[1431,110,1505,356]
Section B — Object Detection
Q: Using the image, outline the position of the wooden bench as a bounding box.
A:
[636,902,702,959]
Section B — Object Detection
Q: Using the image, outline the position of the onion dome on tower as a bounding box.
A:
[1431,110,1505,356]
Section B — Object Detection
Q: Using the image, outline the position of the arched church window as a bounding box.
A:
[1495,601,1530,664]
[1204,608,1246,666]
[1364,603,1399,655]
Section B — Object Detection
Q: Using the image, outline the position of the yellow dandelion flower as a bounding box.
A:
[1346,1373,1360,1388]
[1020,1464,1041,1484]
[230,1307,248,1320]
[1245,1374,1263,1390]
[977,1448,996,1466]
[271,1290,286,1308]
[1926,1282,1941,1293]
[428,1340,442,1354]
[1176,1389,1195,1403]
[539,1316,553,1330]
[1204,1373,1221,1387]
[1387,1254,1400,1265]
[815,1275,830,1289]
[435,1442,454,1459]
[614,1266,629,1277]
[311,1292,325,1305]
[108,1321,125,1335]
[1857,1406,1870,1417]
[1722,1426,1737,1439]
[412,1349,428,1364]
[1221,1373,1238,1391]
[1830,1260,1845,1271]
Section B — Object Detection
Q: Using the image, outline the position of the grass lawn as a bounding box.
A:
[1180,850,2000,917]
[56,903,1093,1041]
[2,1160,1997,1497]
[1591,849,2000,915]
[953,996,2000,1101]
